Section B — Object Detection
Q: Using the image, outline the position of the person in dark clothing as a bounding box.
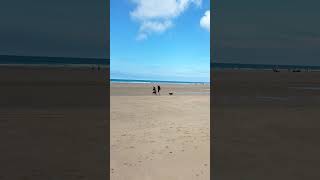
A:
[157,85,161,95]
[152,86,157,95]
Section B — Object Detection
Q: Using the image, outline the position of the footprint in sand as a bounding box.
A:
[124,162,133,167]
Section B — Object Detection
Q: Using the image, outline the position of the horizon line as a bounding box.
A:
[211,62,320,68]
[0,54,109,60]
[111,78,209,83]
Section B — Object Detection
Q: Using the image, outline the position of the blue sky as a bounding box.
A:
[111,0,210,82]
[213,0,320,66]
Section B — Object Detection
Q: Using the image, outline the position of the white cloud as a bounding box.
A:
[140,20,173,34]
[130,0,202,40]
[200,10,210,32]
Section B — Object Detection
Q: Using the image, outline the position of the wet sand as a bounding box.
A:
[111,83,210,180]
[0,66,108,180]
[212,70,320,179]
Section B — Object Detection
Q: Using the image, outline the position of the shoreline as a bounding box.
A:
[111,78,209,85]
[111,81,210,85]
[111,82,210,96]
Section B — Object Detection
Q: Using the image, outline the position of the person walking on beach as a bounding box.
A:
[152,86,157,95]
[157,85,161,95]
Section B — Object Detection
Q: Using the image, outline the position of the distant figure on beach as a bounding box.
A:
[157,85,161,95]
[152,86,157,95]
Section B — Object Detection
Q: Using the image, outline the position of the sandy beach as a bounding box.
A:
[111,83,210,180]
[0,66,108,180]
[212,70,320,179]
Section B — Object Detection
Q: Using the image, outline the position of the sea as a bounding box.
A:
[212,62,320,71]
[0,55,107,66]
[2,55,320,70]
[111,79,209,84]
[2,55,320,84]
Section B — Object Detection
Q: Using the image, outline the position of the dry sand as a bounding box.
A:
[212,70,320,180]
[111,83,210,180]
[0,66,108,180]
